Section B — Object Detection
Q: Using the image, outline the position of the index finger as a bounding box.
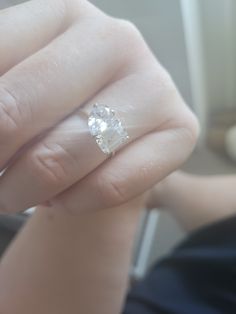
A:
[0,0,75,74]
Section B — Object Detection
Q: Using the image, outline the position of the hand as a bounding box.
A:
[0,0,199,214]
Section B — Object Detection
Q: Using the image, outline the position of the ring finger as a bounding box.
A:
[0,69,180,213]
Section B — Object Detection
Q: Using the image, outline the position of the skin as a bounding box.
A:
[1,172,236,313]
[0,1,200,313]
[0,199,145,314]
[149,171,236,231]
[0,2,234,314]
[0,0,199,214]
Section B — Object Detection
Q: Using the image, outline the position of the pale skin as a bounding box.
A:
[0,0,202,313]
[2,0,234,313]
[1,172,236,313]
[0,0,198,214]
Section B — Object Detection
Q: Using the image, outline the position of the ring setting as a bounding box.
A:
[88,104,129,155]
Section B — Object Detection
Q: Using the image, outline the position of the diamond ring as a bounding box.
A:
[88,104,129,156]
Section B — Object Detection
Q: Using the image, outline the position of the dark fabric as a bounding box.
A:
[0,214,26,256]
[123,216,236,314]
[0,214,236,314]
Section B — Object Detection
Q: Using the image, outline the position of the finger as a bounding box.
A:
[0,70,176,213]
[0,0,72,74]
[0,15,126,171]
[50,113,199,214]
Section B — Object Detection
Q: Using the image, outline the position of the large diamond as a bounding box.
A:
[88,104,129,155]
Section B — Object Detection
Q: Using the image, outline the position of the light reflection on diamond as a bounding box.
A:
[88,104,129,155]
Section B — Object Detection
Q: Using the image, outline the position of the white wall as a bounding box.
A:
[200,0,236,111]
[0,0,22,9]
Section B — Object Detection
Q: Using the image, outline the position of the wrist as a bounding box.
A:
[36,195,143,244]
[147,171,193,210]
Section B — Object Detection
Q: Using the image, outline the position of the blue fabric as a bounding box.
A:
[123,216,236,314]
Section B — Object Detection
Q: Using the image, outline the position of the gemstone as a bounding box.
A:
[88,104,129,155]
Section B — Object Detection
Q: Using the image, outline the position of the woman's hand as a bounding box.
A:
[0,0,199,214]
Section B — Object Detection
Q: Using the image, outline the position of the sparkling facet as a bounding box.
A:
[88,104,129,155]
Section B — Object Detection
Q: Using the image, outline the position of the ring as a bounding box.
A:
[88,103,129,156]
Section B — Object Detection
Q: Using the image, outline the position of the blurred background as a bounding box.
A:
[1,0,236,279]
[91,0,236,279]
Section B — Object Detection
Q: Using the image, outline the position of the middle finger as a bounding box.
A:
[0,17,125,171]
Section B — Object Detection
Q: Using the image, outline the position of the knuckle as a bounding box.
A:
[119,19,143,45]
[108,17,144,48]
[61,0,85,22]
[173,110,200,150]
[146,68,176,99]
[29,143,75,188]
[149,66,200,147]
[96,171,128,208]
[181,110,200,145]
[115,19,140,38]
[154,67,177,94]
[69,0,107,22]
[0,85,22,135]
